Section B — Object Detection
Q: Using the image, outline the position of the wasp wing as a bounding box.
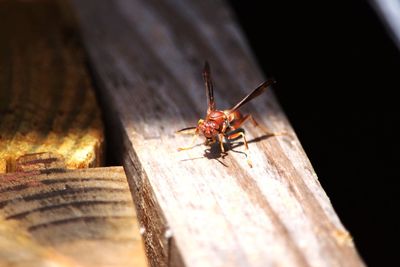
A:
[228,80,275,114]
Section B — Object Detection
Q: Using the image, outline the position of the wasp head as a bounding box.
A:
[197,110,227,139]
[197,118,220,138]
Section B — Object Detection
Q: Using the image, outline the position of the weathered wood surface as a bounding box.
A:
[0,166,147,267]
[72,1,365,266]
[0,0,104,172]
[0,1,148,266]
[0,217,77,267]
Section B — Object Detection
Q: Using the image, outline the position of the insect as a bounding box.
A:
[177,62,278,167]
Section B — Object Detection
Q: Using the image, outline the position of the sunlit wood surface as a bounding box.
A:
[0,0,103,172]
[0,166,147,267]
[0,1,147,266]
[72,0,365,266]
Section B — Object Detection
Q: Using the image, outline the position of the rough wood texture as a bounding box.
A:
[14,152,66,172]
[0,0,104,173]
[0,166,147,267]
[72,1,365,266]
[0,217,77,267]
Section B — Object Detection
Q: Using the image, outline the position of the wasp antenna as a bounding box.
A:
[176,126,197,134]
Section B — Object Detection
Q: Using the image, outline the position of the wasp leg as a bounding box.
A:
[227,131,252,167]
[218,134,225,153]
[233,114,286,136]
[248,115,277,136]
[178,134,199,151]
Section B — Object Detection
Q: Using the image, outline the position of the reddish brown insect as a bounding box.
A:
[177,62,277,167]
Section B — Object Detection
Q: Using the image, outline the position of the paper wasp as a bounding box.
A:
[177,62,279,167]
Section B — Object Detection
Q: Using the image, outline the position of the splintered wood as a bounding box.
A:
[0,0,104,172]
[0,167,147,267]
[72,1,365,267]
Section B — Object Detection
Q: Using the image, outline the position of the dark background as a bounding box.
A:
[229,1,399,266]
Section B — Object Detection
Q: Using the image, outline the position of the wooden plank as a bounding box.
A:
[0,2,147,266]
[0,0,104,173]
[0,217,77,267]
[72,1,365,266]
[0,166,147,267]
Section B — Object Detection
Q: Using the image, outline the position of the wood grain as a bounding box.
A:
[72,1,365,266]
[0,166,147,267]
[0,0,104,173]
[0,217,78,267]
